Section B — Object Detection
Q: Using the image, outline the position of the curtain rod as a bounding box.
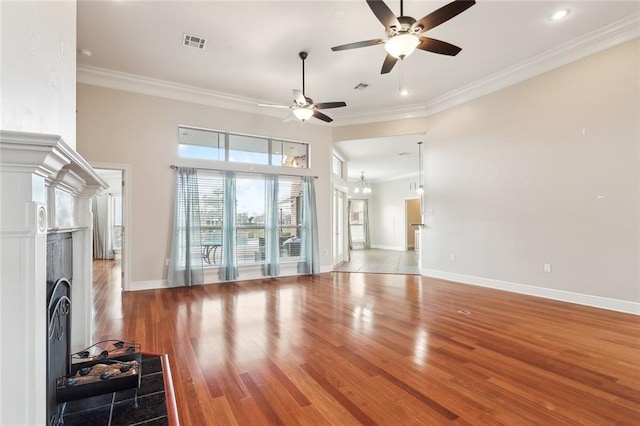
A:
[169,164,318,179]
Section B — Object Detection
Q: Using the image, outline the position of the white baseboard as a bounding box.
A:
[130,265,332,291]
[129,279,168,291]
[422,269,639,315]
[371,244,405,251]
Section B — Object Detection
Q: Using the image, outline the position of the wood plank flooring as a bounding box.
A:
[92,260,640,425]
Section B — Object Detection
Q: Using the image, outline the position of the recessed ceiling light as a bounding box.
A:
[400,89,409,97]
[549,9,570,21]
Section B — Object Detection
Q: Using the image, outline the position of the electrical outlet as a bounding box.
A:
[450,254,456,262]
[544,263,552,273]
[165,258,170,266]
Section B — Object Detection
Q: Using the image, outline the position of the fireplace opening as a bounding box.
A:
[46,232,73,425]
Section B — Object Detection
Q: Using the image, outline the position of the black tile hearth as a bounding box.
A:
[62,355,169,426]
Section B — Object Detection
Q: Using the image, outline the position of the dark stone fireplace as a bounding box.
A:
[46,233,73,425]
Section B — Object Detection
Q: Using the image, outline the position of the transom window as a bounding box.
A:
[179,126,308,168]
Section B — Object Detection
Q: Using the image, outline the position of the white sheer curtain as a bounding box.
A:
[363,199,371,249]
[264,174,280,277]
[167,167,204,287]
[92,193,114,259]
[219,171,239,281]
[298,176,319,274]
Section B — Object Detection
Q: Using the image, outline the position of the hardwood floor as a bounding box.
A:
[92,260,640,425]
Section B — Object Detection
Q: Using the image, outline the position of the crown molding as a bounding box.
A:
[76,65,287,119]
[417,14,640,120]
[77,15,639,127]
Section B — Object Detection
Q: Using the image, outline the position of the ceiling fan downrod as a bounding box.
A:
[299,51,308,97]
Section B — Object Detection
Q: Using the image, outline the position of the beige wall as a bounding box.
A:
[367,175,422,250]
[1,1,77,148]
[77,85,333,284]
[335,40,640,305]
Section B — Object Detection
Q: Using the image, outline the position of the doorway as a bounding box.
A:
[405,198,421,251]
[92,165,129,290]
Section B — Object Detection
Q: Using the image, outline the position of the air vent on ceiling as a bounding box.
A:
[183,33,206,50]
[354,83,369,90]
[398,152,410,156]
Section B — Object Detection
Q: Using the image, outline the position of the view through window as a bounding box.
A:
[179,126,308,168]
[198,171,304,266]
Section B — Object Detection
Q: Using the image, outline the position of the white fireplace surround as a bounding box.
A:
[0,130,107,425]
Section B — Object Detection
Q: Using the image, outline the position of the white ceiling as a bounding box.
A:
[76,1,639,180]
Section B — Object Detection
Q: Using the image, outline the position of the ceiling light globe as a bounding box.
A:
[354,187,360,194]
[385,34,420,59]
[549,9,570,21]
[293,107,314,121]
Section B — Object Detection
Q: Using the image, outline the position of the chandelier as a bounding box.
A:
[353,171,372,194]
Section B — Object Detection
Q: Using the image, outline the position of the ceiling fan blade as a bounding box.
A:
[366,0,400,29]
[381,54,398,74]
[258,103,292,109]
[313,110,333,123]
[314,101,347,110]
[293,89,307,106]
[417,37,462,56]
[413,0,476,32]
[331,39,384,52]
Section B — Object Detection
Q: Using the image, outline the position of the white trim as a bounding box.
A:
[371,244,405,251]
[131,267,328,291]
[130,279,168,291]
[416,14,640,121]
[422,269,640,315]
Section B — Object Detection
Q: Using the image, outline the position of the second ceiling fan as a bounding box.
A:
[332,0,476,74]
[258,52,346,123]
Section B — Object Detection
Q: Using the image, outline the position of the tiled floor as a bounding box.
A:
[62,355,168,426]
[333,248,420,274]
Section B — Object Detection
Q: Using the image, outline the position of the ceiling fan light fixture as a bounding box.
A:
[384,34,420,59]
[293,107,314,121]
[549,9,570,21]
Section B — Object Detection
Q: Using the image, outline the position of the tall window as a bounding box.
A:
[332,153,343,178]
[179,126,309,168]
[197,171,305,265]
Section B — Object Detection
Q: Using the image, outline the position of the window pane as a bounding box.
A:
[179,127,225,161]
[276,140,308,168]
[229,134,269,165]
[350,200,365,247]
[198,172,225,265]
[332,154,343,177]
[236,177,265,264]
[278,178,303,260]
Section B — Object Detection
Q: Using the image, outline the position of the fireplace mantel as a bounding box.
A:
[0,130,107,425]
